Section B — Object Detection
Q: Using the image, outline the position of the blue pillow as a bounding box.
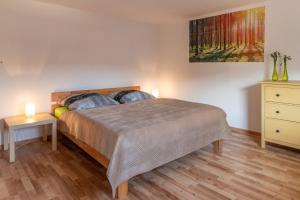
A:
[113,90,154,104]
[63,93,119,110]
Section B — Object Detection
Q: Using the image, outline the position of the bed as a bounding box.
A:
[51,86,231,199]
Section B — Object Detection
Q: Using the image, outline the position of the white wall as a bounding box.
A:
[0,0,160,143]
[158,0,300,132]
[1,0,300,144]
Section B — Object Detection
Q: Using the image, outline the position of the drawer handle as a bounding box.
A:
[276,94,280,97]
[276,129,280,133]
[276,110,280,114]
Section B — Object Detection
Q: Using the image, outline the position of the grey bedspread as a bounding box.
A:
[59,98,231,196]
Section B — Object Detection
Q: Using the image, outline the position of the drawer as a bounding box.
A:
[265,118,300,145]
[265,103,300,123]
[265,86,300,104]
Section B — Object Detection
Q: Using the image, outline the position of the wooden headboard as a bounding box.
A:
[51,86,140,111]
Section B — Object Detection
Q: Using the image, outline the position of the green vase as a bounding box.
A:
[272,63,278,81]
[282,63,288,81]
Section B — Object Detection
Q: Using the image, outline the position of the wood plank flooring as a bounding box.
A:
[0,132,300,200]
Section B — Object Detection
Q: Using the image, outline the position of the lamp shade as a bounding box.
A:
[151,89,159,98]
[25,103,36,118]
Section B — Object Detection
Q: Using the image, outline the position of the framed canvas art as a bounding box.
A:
[189,7,265,62]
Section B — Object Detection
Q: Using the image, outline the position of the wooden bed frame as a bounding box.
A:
[51,86,223,199]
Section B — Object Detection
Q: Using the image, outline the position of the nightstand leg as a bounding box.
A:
[3,128,8,150]
[9,129,15,162]
[261,139,266,149]
[52,122,57,151]
[43,125,48,142]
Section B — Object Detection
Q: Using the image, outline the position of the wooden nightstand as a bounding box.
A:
[3,113,57,162]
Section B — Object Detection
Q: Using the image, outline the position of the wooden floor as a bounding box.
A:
[0,132,300,200]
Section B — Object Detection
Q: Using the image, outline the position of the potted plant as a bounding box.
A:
[271,51,281,81]
[282,55,292,81]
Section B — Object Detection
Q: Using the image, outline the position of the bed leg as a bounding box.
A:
[117,181,128,199]
[213,139,223,154]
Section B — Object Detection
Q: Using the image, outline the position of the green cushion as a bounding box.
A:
[54,106,69,118]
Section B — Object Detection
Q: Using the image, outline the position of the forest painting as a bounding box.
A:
[189,7,265,62]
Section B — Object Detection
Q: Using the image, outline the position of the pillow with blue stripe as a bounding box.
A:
[62,93,119,110]
[112,90,155,104]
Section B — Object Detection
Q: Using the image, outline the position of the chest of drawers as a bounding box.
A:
[261,81,300,149]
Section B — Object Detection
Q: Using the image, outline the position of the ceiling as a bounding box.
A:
[36,0,266,24]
